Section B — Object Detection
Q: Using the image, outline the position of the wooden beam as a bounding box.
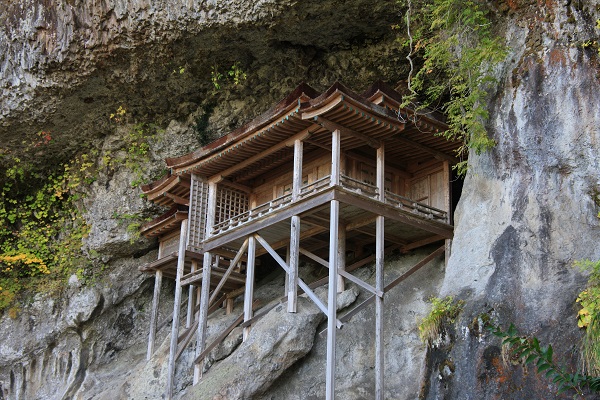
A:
[203,190,335,252]
[186,261,198,328]
[334,191,453,238]
[316,116,381,149]
[326,200,339,400]
[166,219,188,400]
[209,127,314,182]
[218,179,253,194]
[194,300,260,365]
[400,235,444,253]
[305,139,331,151]
[288,216,301,313]
[164,192,190,206]
[254,233,340,327]
[209,238,249,306]
[243,235,256,341]
[299,245,383,298]
[147,270,163,360]
[394,134,459,164]
[353,227,407,246]
[346,151,412,180]
[338,245,445,324]
[346,215,377,231]
[254,225,326,257]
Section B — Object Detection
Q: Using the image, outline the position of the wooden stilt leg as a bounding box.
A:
[375,143,385,399]
[375,216,385,400]
[285,245,290,299]
[336,221,346,293]
[445,239,452,268]
[193,251,212,384]
[243,235,256,341]
[288,216,300,312]
[147,269,162,360]
[326,200,340,400]
[166,220,188,400]
[186,261,198,329]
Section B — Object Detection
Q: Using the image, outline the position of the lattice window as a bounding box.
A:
[188,175,208,251]
[214,186,249,225]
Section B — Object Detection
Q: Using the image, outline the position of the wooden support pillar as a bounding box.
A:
[375,141,386,399]
[292,139,303,201]
[288,216,301,312]
[331,129,341,187]
[193,180,217,385]
[285,245,290,297]
[193,251,212,384]
[336,221,346,293]
[375,215,385,400]
[243,235,256,341]
[205,181,217,238]
[186,261,198,328]
[376,143,385,202]
[326,199,340,400]
[147,269,163,360]
[166,219,188,400]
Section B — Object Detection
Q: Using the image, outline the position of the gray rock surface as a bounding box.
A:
[429,3,600,399]
[1,1,600,399]
[182,297,325,400]
[259,248,446,400]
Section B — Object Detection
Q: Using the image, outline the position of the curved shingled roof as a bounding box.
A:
[142,81,460,207]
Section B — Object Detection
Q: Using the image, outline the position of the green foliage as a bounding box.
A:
[210,62,247,91]
[0,106,161,311]
[0,151,94,311]
[418,296,464,345]
[106,109,160,186]
[489,323,600,396]
[398,0,508,175]
[113,212,149,244]
[575,259,600,375]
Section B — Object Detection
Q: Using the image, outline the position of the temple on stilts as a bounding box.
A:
[138,81,460,399]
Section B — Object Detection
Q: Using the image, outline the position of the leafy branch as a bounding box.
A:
[489,323,600,396]
[399,0,508,175]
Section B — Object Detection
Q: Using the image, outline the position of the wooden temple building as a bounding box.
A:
[139,81,461,399]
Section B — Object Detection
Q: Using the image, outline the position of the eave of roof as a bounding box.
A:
[143,80,458,191]
[166,83,319,171]
[140,205,188,237]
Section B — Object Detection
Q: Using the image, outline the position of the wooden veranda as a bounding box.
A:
[139,81,460,399]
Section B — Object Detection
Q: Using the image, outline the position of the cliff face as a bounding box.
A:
[1,0,600,399]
